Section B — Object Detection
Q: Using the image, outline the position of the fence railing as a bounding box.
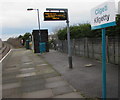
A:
[53,36,119,65]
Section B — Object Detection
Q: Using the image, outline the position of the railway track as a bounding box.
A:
[0,42,11,60]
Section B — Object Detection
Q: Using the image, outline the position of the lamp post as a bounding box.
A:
[27,8,41,42]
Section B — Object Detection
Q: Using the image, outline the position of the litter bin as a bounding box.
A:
[39,42,46,53]
[26,40,30,49]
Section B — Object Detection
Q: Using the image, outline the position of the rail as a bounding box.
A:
[0,42,11,60]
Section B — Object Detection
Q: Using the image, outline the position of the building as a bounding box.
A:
[32,29,49,53]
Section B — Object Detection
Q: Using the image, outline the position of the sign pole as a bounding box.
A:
[66,9,73,69]
[91,1,116,100]
[102,28,106,100]
[45,8,73,69]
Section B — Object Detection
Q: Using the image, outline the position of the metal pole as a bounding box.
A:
[37,9,41,42]
[102,28,106,100]
[66,9,73,69]
[45,8,73,68]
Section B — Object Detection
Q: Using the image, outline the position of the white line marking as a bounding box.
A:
[0,49,12,63]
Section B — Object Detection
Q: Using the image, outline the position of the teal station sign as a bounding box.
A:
[91,1,116,30]
[91,1,116,100]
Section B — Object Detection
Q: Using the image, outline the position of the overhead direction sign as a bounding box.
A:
[44,12,67,21]
[44,8,73,69]
[91,1,116,30]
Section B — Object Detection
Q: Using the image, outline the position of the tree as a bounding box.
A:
[57,23,96,40]
[56,15,120,40]
[57,28,67,40]
[106,14,120,36]
[18,32,31,46]
[22,33,31,41]
[18,35,23,39]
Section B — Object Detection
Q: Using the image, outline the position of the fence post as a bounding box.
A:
[118,37,120,65]
[84,38,86,56]
[79,39,81,56]
[62,40,63,52]
[74,39,76,55]
[92,38,94,58]
[113,37,115,64]
[86,38,89,58]
[106,36,109,63]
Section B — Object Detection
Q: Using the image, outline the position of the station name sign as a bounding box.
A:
[91,1,116,30]
[44,12,67,21]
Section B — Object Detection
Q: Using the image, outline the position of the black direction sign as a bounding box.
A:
[44,12,67,21]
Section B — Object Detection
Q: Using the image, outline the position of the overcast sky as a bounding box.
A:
[0,0,119,41]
